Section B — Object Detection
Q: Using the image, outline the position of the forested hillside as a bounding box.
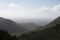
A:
[0,29,17,40]
[18,16,60,40]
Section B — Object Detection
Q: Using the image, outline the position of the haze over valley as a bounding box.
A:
[0,0,60,40]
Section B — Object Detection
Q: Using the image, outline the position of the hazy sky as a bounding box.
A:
[0,0,60,19]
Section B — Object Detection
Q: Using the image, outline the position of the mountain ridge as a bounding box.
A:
[0,17,27,33]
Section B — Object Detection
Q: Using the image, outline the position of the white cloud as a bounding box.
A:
[53,4,60,12]
[0,4,60,19]
[8,3,19,8]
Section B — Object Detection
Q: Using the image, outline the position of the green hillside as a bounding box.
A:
[18,16,60,40]
[36,16,60,31]
[43,16,60,30]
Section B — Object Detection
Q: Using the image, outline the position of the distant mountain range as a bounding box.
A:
[14,18,54,30]
[14,18,53,26]
[19,23,40,30]
[0,17,27,33]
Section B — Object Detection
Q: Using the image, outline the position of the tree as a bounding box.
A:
[0,29,17,40]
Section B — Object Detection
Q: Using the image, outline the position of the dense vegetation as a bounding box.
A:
[18,17,60,40]
[0,29,17,40]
